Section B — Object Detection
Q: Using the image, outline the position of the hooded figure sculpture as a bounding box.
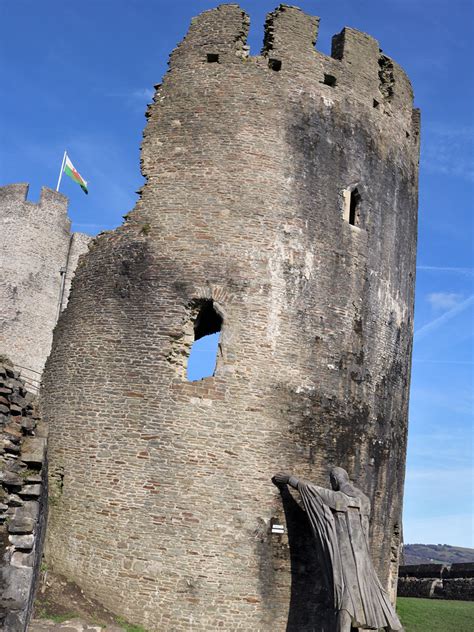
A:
[273,468,403,632]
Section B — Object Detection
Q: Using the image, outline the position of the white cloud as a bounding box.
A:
[414,294,474,341]
[427,292,463,311]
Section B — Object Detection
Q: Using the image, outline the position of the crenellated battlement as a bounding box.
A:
[262,4,319,59]
[0,183,91,381]
[0,183,69,224]
[0,182,31,202]
[170,4,250,63]
[163,3,416,131]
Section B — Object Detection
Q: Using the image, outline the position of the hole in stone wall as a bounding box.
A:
[342,187,362,226]
[268,58,282,71]
[323,74,337,87]
[373,99,380,109]
[187,300,222,381]
[348,188,361,226]
[207,53,219,63]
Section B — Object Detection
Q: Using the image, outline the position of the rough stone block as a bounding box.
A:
[18,484,41,497]
[8,517,35,534]
[20,436,46,465]
[9,534,34,550]
[1,471,23,487]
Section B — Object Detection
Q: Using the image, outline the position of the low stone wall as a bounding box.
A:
[398,564,474,601]
[0,361,47,631]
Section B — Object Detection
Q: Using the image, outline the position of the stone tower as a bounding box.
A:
[41,5,419,631]
[0,184,91,388]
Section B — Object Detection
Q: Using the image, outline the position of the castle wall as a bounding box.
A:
[41,5,420,630]
[0,185,91,388]
[0,361,47,632]
[398,564,474,601]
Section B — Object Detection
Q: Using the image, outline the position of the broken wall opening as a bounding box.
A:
[186,299,222,381]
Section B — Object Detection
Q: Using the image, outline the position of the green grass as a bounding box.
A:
[397,597,474,632]
[37,611,79,623]
[115,616,148,632]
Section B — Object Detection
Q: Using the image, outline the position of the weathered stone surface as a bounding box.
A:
[398,564,474,601]
[8,517,35,534]
[11,551,35,568]
[18,484,42,497]
[9,534,35,550]
[20,436,46,465]
[0,367,47,631]
[435,578,474,600]
[0,186,92,382]
[24,473,42,484]
[4,440,21,454]
[20,418,36,432]
[29,619,125,631]
[7,494,24,506]
[2,471,23,487]
[41,4,419,631]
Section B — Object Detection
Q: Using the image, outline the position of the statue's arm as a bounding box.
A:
[288,475,300,489]
[272,472,300,488]
[273,472,348,511]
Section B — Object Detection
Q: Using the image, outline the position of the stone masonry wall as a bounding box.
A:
[0,361,47,631]
[42,5,420,631]
[398,564,474,601]
[0,184,91,388]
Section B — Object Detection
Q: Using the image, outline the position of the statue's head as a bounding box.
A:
[329,466,350,491]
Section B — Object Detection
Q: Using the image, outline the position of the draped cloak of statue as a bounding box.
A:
[287,473,403,631]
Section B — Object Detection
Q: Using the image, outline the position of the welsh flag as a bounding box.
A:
[63,155,88,194]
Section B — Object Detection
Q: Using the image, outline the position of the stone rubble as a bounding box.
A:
[28,618,126,631]
[0,360,48,631]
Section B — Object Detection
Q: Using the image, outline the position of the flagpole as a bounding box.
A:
[56,150,67,192]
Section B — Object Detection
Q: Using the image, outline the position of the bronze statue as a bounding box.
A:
[273,468,403,631]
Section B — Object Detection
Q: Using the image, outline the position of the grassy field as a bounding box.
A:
[397,597,474,632]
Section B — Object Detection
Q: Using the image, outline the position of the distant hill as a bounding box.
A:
[403,544,474,565]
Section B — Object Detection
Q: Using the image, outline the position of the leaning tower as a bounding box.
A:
[41,5,419,630]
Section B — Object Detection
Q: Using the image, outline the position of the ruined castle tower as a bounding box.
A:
[41,5,419,630]
[0,184,91,388]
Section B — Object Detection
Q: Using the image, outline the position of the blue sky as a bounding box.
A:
[1,1,473,547]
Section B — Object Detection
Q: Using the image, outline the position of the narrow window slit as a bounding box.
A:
[187,299,222,381]
[207,53,219,63]
[268,58,282,71]
[343,187,362,226]
[323,74,337,87]
[349,188,361,226]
